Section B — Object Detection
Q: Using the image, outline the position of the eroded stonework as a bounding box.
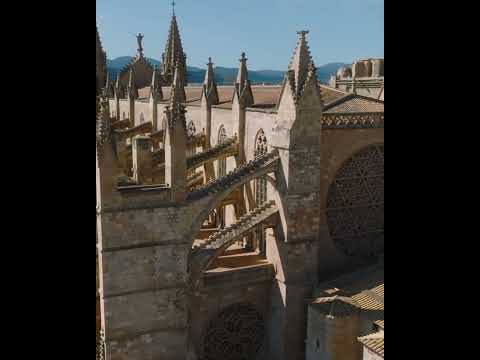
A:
[96,9,384,360]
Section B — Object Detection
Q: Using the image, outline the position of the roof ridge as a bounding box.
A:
[323,93,355,111]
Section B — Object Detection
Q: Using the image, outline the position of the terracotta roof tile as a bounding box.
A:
[137,84,381,115]
[319,85,348,104]
[358,332,384,357]
[351,290,383,311]
[325,95,384,114]
[311,296,361,318]
[375,319,384,329]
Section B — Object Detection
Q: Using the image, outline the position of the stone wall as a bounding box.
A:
[98,197,196,360]
[100,75,383,360]
[317,128,384,278]
[189,264,274,359]
[305,308,371,360]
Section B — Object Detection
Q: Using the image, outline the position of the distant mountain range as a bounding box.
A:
[107,56,347,85]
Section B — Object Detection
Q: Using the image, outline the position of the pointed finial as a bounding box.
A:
[172,0,176,16]
[136,33,144,57]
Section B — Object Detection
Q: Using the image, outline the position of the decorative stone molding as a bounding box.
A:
[323,113,384,129]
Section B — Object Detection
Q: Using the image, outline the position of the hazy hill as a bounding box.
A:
[107,57,347,85]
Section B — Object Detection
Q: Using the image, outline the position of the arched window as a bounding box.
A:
[204,303,265,360]
[186,121,197,176]
[122,112,126,120]
[217,126,227,178]
[254,129,268,206]
[325,144,384,259]
[140,113,145,123]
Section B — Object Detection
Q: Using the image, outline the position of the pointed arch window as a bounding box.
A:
[254,129,268,205]
[186,121,197,176]
[217,126,227,178]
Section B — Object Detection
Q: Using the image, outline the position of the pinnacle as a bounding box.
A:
[236,52,249,90]
[203,57,219,105]
[161,12,186,78]
[288,30,316,100]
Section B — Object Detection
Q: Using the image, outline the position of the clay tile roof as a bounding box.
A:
[358,332,384,357]
[351,290,384,311]
[137,83,381,114]
[319,84,348,104]
[162,86,203,103]
[311,296,361,318]
[375,320,384,329]
[325,95,384,114]
[314,264,384,297]
[251,86,282,108]
[371,284,384,298]
[216,87,235,108]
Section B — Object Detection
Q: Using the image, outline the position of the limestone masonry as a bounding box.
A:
[96,8,384,360]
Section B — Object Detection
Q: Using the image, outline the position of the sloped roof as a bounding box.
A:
[311,264,384,320]
[135,83,383,116]
[375,319,384,329]
[358,332,384,357]
[324,94,384,114]
[319,85,348,104]
[314,264,384,297]
[310,296,361,318]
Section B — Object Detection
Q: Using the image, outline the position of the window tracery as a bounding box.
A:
[254,129,268,205]
[203,303,265,360]
[326,144,384,258]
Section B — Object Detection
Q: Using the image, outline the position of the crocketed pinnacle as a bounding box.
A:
[150,69,163,100]
[161,14,186,78]
[234,52,254,107]
[203,57,219,105]
[127,69,138,99]
[164,65,187,130]
[287,30,316,100]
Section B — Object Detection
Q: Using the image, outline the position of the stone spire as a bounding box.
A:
[161,12,187,83]
[127,69,138,99]
[202,57,219,105]
[164,56,187,199]
[286,30,319,103]
[236,53,248,92]
[103,72,114,98]
[114,73,124,99]
[171,63,186,104]
[233,52,254,107]
[150,69,163,101]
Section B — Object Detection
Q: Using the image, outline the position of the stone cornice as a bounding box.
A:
[322,113,384,129]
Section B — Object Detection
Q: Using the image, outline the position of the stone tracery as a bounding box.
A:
[326,144,384,258]
[203,303,265,360]
[254,129,268,206]
[96,15,384,360]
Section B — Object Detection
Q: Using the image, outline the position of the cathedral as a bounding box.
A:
[96,8,384,360]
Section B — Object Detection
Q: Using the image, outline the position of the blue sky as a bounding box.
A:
[96,0,383,70]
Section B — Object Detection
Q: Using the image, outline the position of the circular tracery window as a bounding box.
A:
[326,145,384,258]
[204,303,265,360]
